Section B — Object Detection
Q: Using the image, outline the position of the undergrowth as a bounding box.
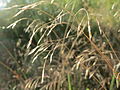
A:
[0,0,120,90]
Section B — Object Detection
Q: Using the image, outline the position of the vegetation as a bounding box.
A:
[0,0,120,89]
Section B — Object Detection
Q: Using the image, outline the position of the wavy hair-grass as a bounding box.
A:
[6,0,120,89]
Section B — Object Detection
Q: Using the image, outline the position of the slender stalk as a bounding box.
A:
[110,75,115,90]
[67,73,72,90]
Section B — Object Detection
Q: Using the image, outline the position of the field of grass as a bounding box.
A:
[0,0,120,90]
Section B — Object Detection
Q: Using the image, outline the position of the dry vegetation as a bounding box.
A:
[0,0,120,90]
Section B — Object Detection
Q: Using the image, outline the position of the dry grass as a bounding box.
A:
[0,0,120,90]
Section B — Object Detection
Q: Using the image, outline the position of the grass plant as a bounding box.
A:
[0,0,120,89]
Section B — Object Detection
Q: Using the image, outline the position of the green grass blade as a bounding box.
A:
[110,75,115,90]
[67,73,72,90]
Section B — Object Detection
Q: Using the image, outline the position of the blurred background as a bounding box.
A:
[0,0,120,89]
